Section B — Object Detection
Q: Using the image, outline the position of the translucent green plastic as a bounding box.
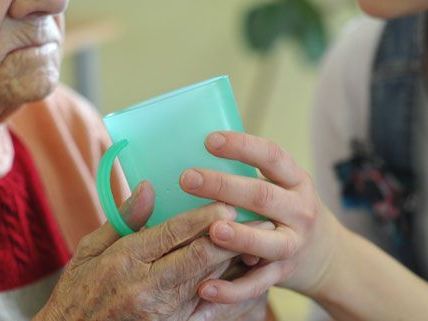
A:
[97,76,262,236]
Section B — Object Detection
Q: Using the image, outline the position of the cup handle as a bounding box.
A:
[96,139,134,236]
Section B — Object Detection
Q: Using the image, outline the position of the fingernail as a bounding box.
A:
[254,221,275,230]
[139,181,153,204]
[214,222,234,241]
[126,181,154,230]
[126,182,146,210]
[133,182,145,198]
[201,285,218,298]
[206,133,226,149]
[182,170,204,190]
[245,256,260,266]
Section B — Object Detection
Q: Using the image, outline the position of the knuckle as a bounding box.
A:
[301,170,314,185]
[239,133,251,149]
[127,272,154,299]
[75,234,95,259]
[298,212,314,230]
[159,220,180,251]
[297,200,319,231]
[242,232,257,254]
[266,141,286,166]
[248,283,265,300]
[130,287,153,312]
[188,239,210,270]
[214,174,228,198]
[99,252,128,273]
[300,194,318,219]
[89,254,127,286]
[279,235,298,259]
[252,182,275,211]
[301,204,317,220]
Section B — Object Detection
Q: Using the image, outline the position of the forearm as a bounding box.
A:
[315,228,428,321]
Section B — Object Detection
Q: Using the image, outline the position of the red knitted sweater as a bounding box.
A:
[0,132,70,291]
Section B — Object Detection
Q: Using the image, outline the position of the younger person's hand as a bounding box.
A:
[180,132,343,303]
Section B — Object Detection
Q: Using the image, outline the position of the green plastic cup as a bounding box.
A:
[97,75,262,236]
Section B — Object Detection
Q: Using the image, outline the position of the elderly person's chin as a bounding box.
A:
[0,44,60,121]
[358,0,428,18]
[0,11,63,121]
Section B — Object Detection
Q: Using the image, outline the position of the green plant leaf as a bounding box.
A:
[244,0,328,62]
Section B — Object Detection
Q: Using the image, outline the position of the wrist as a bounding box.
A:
[309,223,355,304]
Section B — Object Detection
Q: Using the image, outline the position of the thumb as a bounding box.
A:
[121,180,155,231]
[74,181,155,260]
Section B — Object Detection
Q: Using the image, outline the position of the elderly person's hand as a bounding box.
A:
[179,132,342,303]
[1,2,273,319]
[32,182,240,321]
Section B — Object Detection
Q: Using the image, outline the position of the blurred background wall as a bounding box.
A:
[61,1,360,319]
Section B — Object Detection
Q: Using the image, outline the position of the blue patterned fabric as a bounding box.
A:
[335,13,427,275]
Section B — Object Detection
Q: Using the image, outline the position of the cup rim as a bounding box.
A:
[104,75,229,119]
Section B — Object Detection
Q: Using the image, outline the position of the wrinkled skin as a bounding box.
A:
[34,183,267,321]
[37,197,236,321]
[1,1,270,320]
[0,0,66,119]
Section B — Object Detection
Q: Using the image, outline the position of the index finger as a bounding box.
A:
[210,221,299,261]
[205,132,305,189]
[150,236,237,290]
[118,202,237,262]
